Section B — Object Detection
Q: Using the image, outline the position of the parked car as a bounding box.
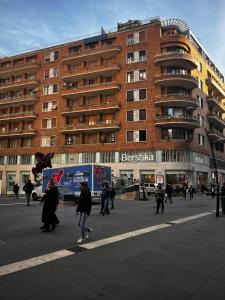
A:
[143,183,158,195]
[31,185,43,201]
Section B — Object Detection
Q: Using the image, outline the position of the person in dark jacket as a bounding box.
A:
[100,182,110,215]
[13,183,19,200]
[165,184,173,203]
[189,185,194,199]
[109,184,116,209]
[76,182,92,243]
[40,180,59,232]
[156,184,165,214]
[23,179,34,206]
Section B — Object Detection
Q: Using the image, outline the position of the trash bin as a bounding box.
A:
[221,196,225,214]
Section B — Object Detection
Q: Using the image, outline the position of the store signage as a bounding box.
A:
[121,152,155,162]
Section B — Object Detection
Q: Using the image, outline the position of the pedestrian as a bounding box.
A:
[109,183,116,209]
[211,184,215,198]
[220,182,225,215]
[181,185,187,200]
[13,183,19,200]
[23,179,34,206]
[100,182,110,215]
[156,184,165,214]
[189,185,194,199]
[40,180,59,232]
[165,184,173,203]
[76,182,92,243]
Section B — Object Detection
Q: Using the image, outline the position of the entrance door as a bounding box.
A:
[6,172,16,194]
[20,172,30,194]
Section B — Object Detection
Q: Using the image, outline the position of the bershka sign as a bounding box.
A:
[121,152,155,162]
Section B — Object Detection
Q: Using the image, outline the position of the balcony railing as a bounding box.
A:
[208,113,225,128]
[207,96,224,112]
[0,95,39,106]
[63,45,121,63]
[0,111,38,122]
[208,129,224,140]
[154,114,200,129]
[62,63,120,80]
[61,120,120,133]
[155,94,198,108]
[0,61,40,75]
[0,79,39,91]
[154,73,198,90]
[0,128,37,137]
[154,53,198,70]
[61,101,120,115]
[61,82,121,98]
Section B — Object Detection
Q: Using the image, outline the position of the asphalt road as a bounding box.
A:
[0,194,225,300]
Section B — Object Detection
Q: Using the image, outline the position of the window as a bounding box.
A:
[0,139,8,148]
[127,31,146,45]
[82,153,96,163]
[127,69,147,83]
[44,84,58,95]
[21,155,31,165]
[197,95,204,108]
[162,128,193,141]
[0,156,4,164]
[100,132,116,143]
[42,118,56,129]
[162,150,190,163]
[44,51,59,63]
[42,101,57,112]
[7,156,18,165]
[197,114,204,126]
[21,138,32,148]
[44,68,59,79]
[198,134,205,146]
[198,78,203,90]
[100,152,115,163]
[65,135,76,145]
[41,136,56,147]
[127,130,147,142]
[127,50,146,63]
[127,109,146,121]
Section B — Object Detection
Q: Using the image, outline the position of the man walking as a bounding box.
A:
[23,179,34,206]
[156,184,165,214]
[13,183,19,200]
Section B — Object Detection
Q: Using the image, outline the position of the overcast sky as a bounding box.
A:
[0,0,224,74]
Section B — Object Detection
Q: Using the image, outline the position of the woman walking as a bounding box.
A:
[41,180,59,232]
[76,182,92,243]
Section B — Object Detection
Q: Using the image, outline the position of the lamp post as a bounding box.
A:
[205,129,225,217]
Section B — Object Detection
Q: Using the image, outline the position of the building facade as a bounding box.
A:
[0,17,225,193]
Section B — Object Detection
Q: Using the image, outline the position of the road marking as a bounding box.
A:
[80,224,171,250]
[170,212,212,224]
[0,250,74,277]
[0,210,214,277]
[0,202,38,206]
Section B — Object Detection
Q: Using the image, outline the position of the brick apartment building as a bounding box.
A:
[0,17,225,194]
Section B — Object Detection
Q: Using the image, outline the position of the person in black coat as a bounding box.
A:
[23,179,34,206]
[76,182,92,243]
[13,183,19,200]
[41,180,59,232]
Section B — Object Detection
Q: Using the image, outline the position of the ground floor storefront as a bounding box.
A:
[0,149,225,194]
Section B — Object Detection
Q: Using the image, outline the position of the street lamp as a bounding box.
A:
[205,129,225,217]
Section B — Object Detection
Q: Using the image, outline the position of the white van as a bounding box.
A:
[143,183,158,195]
[31,185,44,201]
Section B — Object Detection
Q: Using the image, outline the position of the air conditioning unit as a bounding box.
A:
[51,105,57,110]
[63,82,67,87]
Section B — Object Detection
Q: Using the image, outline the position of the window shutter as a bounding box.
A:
[52,118,56,128]
[134,51,139,63]
[134,32,139,43]
[134,90,139,101]
[133,110,139,121]
[42,119,47,129]
[133,130,139,142]
[134,70,139,82]
[50,52,55,62]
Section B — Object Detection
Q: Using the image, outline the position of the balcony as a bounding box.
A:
[0,62,40,77]
[155,94,198,109]
[154,53,197,70]
[0,79,39,92]
[208,113,225,128]
[154,73,198,90]
[61,82,121,98]
[154,115,200,129]
[0,95,39,106]
[61,102,120,116]
[0,128,37,138]
[207,96,224,112]
[62,46,121,64]
[206,78,225,98]
[208,129,224,141]
[60,120,120,134]
[0,111,38,122]
[62,64,120,81]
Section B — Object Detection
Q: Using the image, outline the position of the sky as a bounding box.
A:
[0,0,225,74]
